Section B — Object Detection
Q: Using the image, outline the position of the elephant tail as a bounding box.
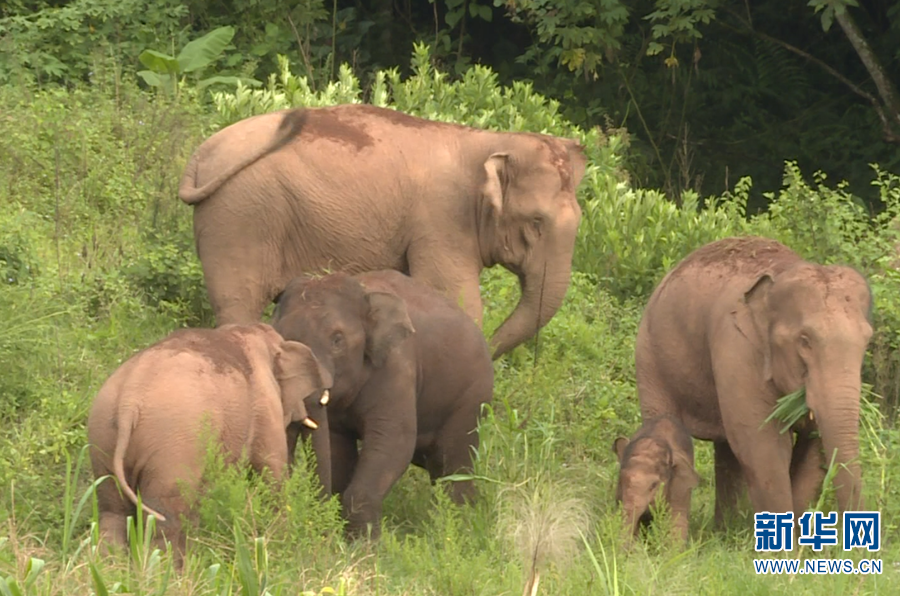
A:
[112,407,168,522]
[178,108,310,204]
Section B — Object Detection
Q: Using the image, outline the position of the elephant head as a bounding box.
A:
[742,262,873,512]
[613,433,699,543]
[247,325,333,494]
[272,273,415,405]
[481,135,587,359]
[273,340,333,429]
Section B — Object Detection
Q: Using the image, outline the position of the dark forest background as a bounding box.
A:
[2,0,899,211]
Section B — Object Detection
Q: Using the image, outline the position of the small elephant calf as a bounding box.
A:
[87,323,332,564]
[612,416,699,547]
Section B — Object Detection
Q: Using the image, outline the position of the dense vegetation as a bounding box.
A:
[3,0,900,207]
[2,2,900,594]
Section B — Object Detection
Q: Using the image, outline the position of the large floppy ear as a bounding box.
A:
[275,341,333,428]
[738,273,775,383]
[564,139,588,188]
[612,436,629,463]
[672,451,700,490]
[364,291,415,368]
[482,153,510,217]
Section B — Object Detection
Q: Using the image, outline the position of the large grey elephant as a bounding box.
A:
[635,236,872,525]
[177,104,587,359]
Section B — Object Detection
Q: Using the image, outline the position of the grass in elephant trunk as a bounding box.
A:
[765,385,883,434]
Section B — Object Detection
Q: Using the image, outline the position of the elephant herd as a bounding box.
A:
[85,104,874,565]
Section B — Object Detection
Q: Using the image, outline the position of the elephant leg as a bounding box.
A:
[96,475,131,554]
[790,431,826,514]
[714,441,744,528]
[407,248,484,328]
[428,401,487,505]
[195,227,277,326]
[712,365,793,515]
[340,409,416,540]
[249,429,289,486]
[724,425,793,515]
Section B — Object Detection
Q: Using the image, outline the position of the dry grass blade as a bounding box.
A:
[498,476,591,596]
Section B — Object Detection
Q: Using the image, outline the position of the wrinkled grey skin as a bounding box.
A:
[273,270,494,540]
[87,323,331,567]
[177,104,587,359]
[613,416,699,548]
[635,236,873,527]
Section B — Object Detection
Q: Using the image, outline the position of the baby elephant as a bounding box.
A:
[87,323,332,564]
[612,416,699,547]
[273,270,494,540]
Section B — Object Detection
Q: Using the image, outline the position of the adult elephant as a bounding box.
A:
[177,104,588,359]
[635,236,872,525]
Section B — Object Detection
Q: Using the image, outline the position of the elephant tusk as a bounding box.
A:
[809,410,815,421]
[320,390,330,406]
[302,417,319,430]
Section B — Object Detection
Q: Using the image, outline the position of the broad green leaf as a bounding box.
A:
[177,26,236,73]
[23,558,44,588]
[820,5,834,32]
[138,49,179,74]
[0,579,20,596]
[137,70,170,89]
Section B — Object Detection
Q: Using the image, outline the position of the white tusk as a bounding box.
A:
[320,390,330,406]
[302,417,319,429]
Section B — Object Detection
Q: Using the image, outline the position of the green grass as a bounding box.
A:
[1,67,899,595]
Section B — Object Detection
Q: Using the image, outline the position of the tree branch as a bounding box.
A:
[722,9,900,143]
[833,4,900,140]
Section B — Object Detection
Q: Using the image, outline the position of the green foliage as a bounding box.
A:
[137,26,261,98]
[575,174,751,297]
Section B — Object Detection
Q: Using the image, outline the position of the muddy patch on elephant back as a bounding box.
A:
[353,104,470,132]
[676,236,802,275]
[301,109,376,150]
[161,329,255,379]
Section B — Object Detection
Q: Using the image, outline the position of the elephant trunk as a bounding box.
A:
[303,399,332,498]
[806,370,864,513]
[489,213,578,359]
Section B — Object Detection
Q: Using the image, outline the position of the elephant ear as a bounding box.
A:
[275,341,333,428]
[739,273,775,383]
[364,291,415,368]
[482,152,510,217]
[612,436,629,462]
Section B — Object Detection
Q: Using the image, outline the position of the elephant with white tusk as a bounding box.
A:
[177,104,588,359]
[87,323,331,566]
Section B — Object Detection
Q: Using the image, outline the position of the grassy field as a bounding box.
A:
[1,56,899,594]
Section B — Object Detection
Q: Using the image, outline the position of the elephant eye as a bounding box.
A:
[531,216,544,230]
[331,331,345,350]
[799,334,812,349]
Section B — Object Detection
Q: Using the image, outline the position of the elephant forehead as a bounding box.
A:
[538,137,577,193]
[622,439,670,469]
[775,265,871,313]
